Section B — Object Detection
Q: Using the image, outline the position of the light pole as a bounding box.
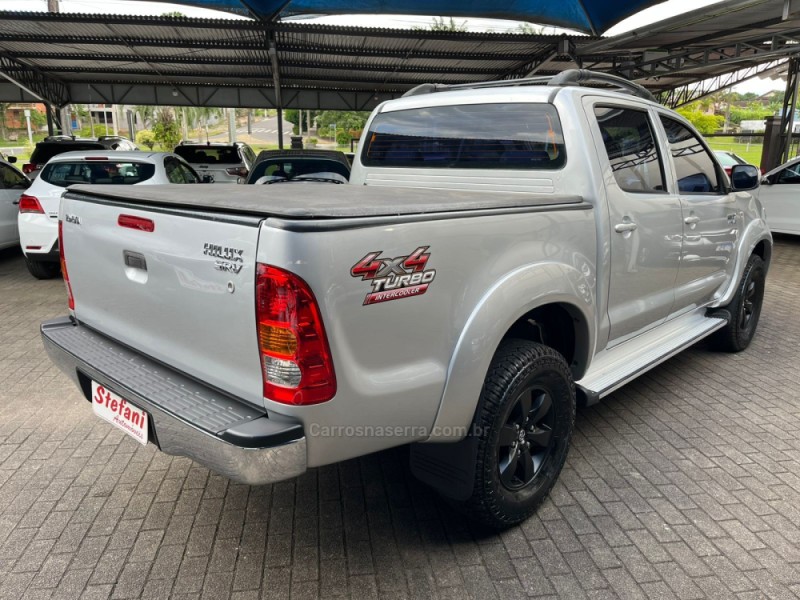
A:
[24,109,32,144]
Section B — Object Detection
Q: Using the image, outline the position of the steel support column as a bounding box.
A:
[268,35,284,150]
[780,58,800,164]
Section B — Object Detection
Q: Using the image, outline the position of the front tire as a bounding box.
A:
[462,339,575,529]
[25,257,61,280]
[712,254,766,352]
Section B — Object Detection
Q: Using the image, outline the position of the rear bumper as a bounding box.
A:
[19,213,59,260]
[41,317,307,485]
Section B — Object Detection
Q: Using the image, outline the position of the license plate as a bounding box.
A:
[91,381,149,445]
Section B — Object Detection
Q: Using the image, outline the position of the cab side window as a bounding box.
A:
[593,106,665,193]
[659,117,721,194]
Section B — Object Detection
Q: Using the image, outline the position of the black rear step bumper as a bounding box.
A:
[41,317,307,485]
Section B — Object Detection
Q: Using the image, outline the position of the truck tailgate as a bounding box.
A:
[60,192,265,407]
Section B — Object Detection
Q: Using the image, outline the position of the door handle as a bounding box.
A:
[727,213,737,224]
[12,200,19,205]
[684,215,700,229]
[614,222,638,233]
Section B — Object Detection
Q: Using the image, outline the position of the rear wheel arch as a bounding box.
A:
[501,302,591,381]
[752,239,771,265]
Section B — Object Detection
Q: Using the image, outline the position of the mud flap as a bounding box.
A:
[409,436,479,501]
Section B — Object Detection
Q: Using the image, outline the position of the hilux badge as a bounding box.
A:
[204,243,244,274]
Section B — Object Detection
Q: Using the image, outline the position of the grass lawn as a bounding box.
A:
[706,139,763,166]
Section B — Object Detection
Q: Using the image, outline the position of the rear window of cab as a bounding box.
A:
[361,103,566,169]
[40,161,156,187]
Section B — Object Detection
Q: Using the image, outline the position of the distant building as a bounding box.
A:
[4,103,46,129]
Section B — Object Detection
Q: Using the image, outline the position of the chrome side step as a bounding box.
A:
[577,311,727,404]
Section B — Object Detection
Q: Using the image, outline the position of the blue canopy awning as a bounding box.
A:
[157,0,665,35]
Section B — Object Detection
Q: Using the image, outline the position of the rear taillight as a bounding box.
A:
[256,264,336,405]
[58,221,75,310]
[18,195,44,214]
[22,163,37,174]
[118,214,155,232]
[226,167,248,178]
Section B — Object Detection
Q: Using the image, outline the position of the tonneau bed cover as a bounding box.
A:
[64,184,584,220]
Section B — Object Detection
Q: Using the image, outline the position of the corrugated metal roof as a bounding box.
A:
[0,1,798,109]
[0,10,594,101]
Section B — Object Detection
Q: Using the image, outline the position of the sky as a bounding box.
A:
[0,0,787,95]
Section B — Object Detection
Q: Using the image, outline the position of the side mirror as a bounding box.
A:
[730,164,760,191]
[8,156,17,164]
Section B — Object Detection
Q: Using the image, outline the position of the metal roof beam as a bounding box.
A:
[12,53,504,76]
[613,27,800,80]
[655,60,787,107]
[0,35,541,63]
[0,53,68,106]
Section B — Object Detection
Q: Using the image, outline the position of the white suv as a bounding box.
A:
[18,151,203,279]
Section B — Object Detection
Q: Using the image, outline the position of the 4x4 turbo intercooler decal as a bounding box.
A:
[350,246,436,305]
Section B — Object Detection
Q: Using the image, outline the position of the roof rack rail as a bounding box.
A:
[402,69,656,103]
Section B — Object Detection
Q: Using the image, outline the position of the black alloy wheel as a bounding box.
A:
[498,387,556,490]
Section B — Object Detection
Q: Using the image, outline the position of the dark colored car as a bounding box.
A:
[23,137,138,179]
[245,149,351,185]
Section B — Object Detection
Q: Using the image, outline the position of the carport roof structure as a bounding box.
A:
[148,0,663,36]
[1,0,800,113]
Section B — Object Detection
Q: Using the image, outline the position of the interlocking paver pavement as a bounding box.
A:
[1,237,800,600]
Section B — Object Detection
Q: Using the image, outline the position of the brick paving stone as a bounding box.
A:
[3,239,800,599]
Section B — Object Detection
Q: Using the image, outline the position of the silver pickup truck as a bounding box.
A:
[42,71,772,528]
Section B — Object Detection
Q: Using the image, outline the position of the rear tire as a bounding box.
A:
[461,339,575,529]
[712,254,765,353]
[25,257,61,280]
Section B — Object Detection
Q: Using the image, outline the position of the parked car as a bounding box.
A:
[713,150,748,176]
[43,70,771,528]
[23,137,137,179]
[18,151,204,279]
[0,157,30,250]
[173,141,256,183]
[245,149,351,184]
[758,156,800,234]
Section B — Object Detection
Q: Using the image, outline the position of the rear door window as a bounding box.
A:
[362,103,566,169]
[40,161,156,187]
[593,106,665,193]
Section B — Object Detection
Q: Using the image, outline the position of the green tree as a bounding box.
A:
[0,103,8,139]
[152,108,182,151]
[136,105,155,129]
[417,17,467,32]
[676,109,724,135]
[29,109,47,130]
[135,129,157,150]
[195,107,221,142]
[517,23,544,34]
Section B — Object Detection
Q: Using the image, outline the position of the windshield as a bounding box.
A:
[247,157,350,183]
[40,161,156,187]
[174,146,242,164]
